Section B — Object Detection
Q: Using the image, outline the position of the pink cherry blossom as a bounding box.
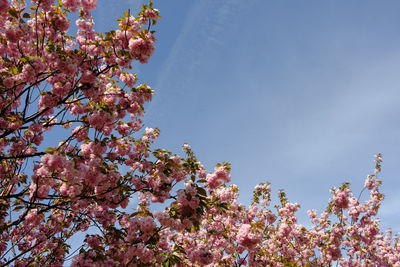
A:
[0,0,9,13]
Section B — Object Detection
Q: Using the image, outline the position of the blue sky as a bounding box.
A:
[93,1,400,232]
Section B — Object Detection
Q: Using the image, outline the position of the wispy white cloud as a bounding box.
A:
[148,0,253,120]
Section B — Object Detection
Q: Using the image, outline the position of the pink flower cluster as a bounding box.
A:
[128,33,156,63]
[236,224,263,248]
[0,0,9,13]
[206,166,231,190]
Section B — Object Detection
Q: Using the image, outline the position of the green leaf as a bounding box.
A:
[11,66,18,75]
[45,147,57,153]
[162,259,170,267]
[13,205,24,212]
[197,187,207,196]
[8,9,19,19]
[22,13,30,19]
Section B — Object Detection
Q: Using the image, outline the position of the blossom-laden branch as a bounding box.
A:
[0,0,398,266]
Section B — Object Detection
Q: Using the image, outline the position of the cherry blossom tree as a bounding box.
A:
[0,0,398,266]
